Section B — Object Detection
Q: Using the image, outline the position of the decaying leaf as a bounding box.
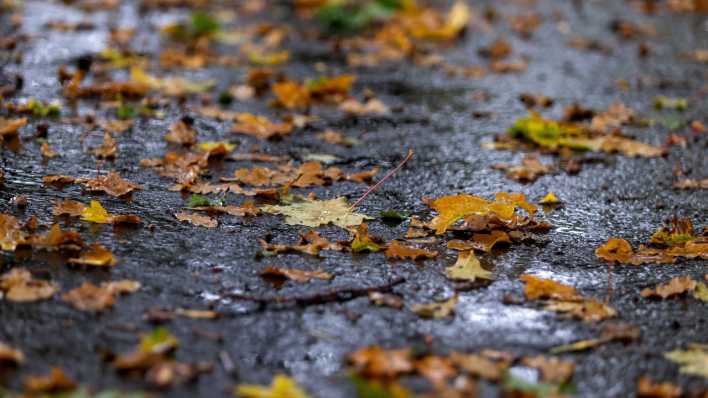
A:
[165,118,197,145]
[260,266,333,283]
[236,374,311,398]
[0,268,58,302]
[0,117,27,138]
[411,295,457,318]
[92,132,118,159]
[261,197,370,228]
[429,192,536,234]
[449,351,512,381]
[664,344,708,378]
[445,251,492,282]
[83,171,141,197]
[595,238,676,265]
[384,240,438,260]
[175,212,218,228]
[641,276,697,299]
[492,154,554,182]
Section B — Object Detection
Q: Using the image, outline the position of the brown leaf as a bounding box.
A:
[260,266,333,283]
[520,274,582,301]
[0,342,25,366]
[175,212,217,228]
[92,132,117,159]
[544,299,617,322]
[259,230,344,256]
[349,346,413,379]
[0,117,27,137]
[83,171,141,197]
[40,142,59,158]
[232,113,293,140]
[384,240,438,260]
[449,351,512,381]
[0,268,58,302]
[521,355,575,383]
[0,213,29,251]
[368,291,403,309]
[62,282,116,311]
[67,244,117,267]
[414,356,456,387]
[165,119,196,145]
[23,367,76,394]
[411,295,457,318]
[492,154,554,182]
[52,200,86,217]
[641,276,697,299]
[637,376,682,398]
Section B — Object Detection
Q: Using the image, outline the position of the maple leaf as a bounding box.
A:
[83,171,141,197]
[411,295,457,318]
[448,230,512,253]
[92,132,118,159]
[175,212,218,228]
[351,223,384,253]
[521,356,575,384]
[262,197,370,228]
[649,217,695,246]
[445,251,492,282]
[384,240,438,260]
[232,113,294,140]
[429,193,535,234]
[67,244,118,267]
[259,230,343,256]
[260,266,333,283]
[664,344,708,378]
[595,238,676,265]
[520,274,582,301]
[0,268,58,302]
[236,374,311,398]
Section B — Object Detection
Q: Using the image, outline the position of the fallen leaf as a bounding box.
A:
[52,200,86,217]
[521,355,575,383]
[429,193,535,234]
[339,98,390,116]
[259,230,343,256]
[449,352,511,381]
[175,212,217,228]
[595,238,675,265]
[520,274,582,301]
[641,276,697,299]
[165,119,197,145]
[637,376,682,398]
[411,295,457,318]
[83,171,141,197]
[92,132,118,159]
[0,342,25,366]
[539,192,561,205]
[368,291,403,309]
[0,213,29,251]
[0,117,27,138]
[544,299,617,322]
[664,344,708,378]
[40,142,58,158]
[694,282,708,303]
[232,113,294,140]
[62,280,139,311]
[351,223,384,253]
[492,154,554,182]
[384,240,438,260]
[174,308,219,319]
[81,200,113,224]
[23,367,76,394]
[236,374,311,398]
[349,346,413,379]
[67,244,118,266]
[0,268,58,302]
[262,197,370,228]
[445,251,492,282]
[673,178,708,189]
[414,356,456,387]
[260,266,333,283]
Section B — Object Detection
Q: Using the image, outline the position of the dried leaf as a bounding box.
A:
[165,119,196,145]
[52,200,86,217]
[349,346,413,379]
[0,268,58,302]
[23,367,76,394]
[259,230,343,257]
[175,212,217,228]
[429,193,534,234]
[0,117,27,137]
[539,192,561,205]
[544,299,617,322]
[92,132,117,159]
[262,197,370,229]
[445,251,492,282]
[492,154,554,182]
[232,113,294,140]
[520,274,582,301]
[0,213,29,251]
[83,171,141,197]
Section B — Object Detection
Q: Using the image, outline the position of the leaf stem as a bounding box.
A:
[350,149,414,210]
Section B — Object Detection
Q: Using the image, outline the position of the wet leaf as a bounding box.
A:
[62,280,139,312]
[544,299,617,322]
[384,240,438,260]
[0,214,29,251]
[641,276,697,299]
[68,244,118,267]
[664,344,708,378]
[0,342,25,366]
[260,266,333,283]
[351,223,384,253]
[595,238,676,265]
[235,374,311,398]
[258,230,343,257]
[175,212,218,228]
[637,377,682,398]
[429,193,535,234]
[0,268,58,302]
[24,367,77,394]
[445,251,492,282]
[83,171,141,197]
[521,356,575,384]
[492,154,554,182]
[140,327,179,355]
[53,199,87,217]
[539,192,561,205]
[0,117,27,138]
[262,197,370,228]
[165,119,197,145]
[81,200,113,224]
[694,282,708,303]
[520,274,582,301]
[411,295,457,318]
[349,346,413,379]
[232,113,294,140]
[92,132,117,159]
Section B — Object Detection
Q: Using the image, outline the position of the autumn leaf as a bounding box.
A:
[544,299,617,322]
[260,266,333,283]
[0,214,29,251]
[641,276,697,299]
[23,367,77,394]
[175,212,218,228]
[81,200,113,224]
[67,244,117,267]
[348,346,413,379]
[232,113,294,140]
[52,199,87,217]
[259,230,343,257]
[0,117,27,138]
[492,154,554,183]
[664,344,708,378]
[428,193,535,234]
[637,377,682,398]
[83,171,141,197]
[62,280,140,311]
[694,282,708,303]
[261,197,370,228]
[411,295,457,318]
[236,374,311,398]
[595,238,675,265]
[445,251,492,282]
[520,274,582,301]
[384,240,438,260]
[92,132,118,159]
[351,223,384,253]
[521,356,575,383]
[0,342,24,366]
[539,192,561,205]
[0,268,58,302]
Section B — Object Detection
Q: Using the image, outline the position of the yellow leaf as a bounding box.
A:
[67,244,117,267]
[445,251,492,282]
[539,192,561,205]
[81,200,113,224]
[411,295,458,319]
[665,344,708,378]
[694,282,708,303]
[236,374,311,398]
[262,197,370,229]
[429,194,511,234]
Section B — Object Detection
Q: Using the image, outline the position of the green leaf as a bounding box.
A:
[654,96,688,111]
[316,0,402,35]
[187,194,223,208]
[139,327,178,355]
[116,102,136,120]
[379,210,408,222]
[191,12,220,37]
[26,98,61,117]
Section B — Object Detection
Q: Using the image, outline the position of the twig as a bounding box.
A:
[226,277,405,306]
[350,149,414,210]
